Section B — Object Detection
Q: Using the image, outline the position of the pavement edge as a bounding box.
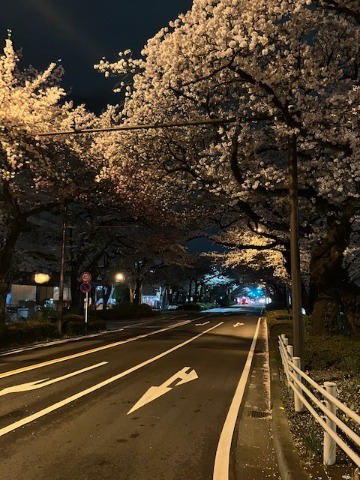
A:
[268,332,310,480]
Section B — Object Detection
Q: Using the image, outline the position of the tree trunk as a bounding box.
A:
[199,282,205,302]
[0,282,10,323]
[188,279,193,302]
[310,295,339,335]
[69,269,82,313]
[161,286,169,309]
[268,282,288,308]
[309,206,359,335]
[133,278,142,307]
[194,280,199,302]
[340,293,360,336]
[0,219,22,323]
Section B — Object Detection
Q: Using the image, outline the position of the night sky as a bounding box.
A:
[1,1,194,112]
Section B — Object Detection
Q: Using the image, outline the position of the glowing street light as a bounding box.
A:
[34,273,50,284]
[115,272,125,283]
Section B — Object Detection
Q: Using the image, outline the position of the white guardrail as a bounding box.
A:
[278,334,360,467]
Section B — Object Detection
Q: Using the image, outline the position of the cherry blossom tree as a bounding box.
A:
[109,224,195,306]
[0,34,103,321]
[96,0,359,333]
[64,204,145,313]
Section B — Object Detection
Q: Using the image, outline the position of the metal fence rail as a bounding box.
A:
[278,334,360,467]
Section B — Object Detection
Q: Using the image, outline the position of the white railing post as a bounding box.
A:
[293,356,304,412]
[286,344,294,388]
[323,382,337,465]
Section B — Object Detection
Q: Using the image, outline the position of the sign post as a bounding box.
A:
[85,291,88,326]
[80,272,92,332]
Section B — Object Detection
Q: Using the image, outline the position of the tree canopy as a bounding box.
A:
[96,0,359,330]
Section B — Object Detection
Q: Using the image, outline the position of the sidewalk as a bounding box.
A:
[233,318,309,480]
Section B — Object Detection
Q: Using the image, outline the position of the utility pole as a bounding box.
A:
[288,134,304,358]
[57,202,68,334]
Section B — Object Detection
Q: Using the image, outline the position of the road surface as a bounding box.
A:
[0,306,265,480]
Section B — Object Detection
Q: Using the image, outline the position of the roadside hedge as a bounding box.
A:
[0,315,106,350]
[62,315,106,335]
[0,321,61,350]
[0,302,156,351]
[96,302,157,321]
[176,303,215,311]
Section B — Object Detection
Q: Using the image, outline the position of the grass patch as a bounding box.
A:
[303,430,322,459]
[303,334,360,373]
[267,309,360,374]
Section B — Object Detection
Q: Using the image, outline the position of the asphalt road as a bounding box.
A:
[0,306,263,480]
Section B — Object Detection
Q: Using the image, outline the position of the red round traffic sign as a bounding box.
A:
[80,271,92,283]
[80,282,91,293]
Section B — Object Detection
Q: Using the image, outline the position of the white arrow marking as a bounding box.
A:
[128,367,198,414]
[195,321,210,326]
[233,322,245,327]
[0,362,108,396]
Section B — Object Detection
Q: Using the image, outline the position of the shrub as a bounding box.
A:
[64,321,86,336]
[62,314,84,335]
[62,314,106,335]
[96,302,155,320]
[28,305,57,323]
[177,303,202,311]
[266,309,292,328]
[0,321,60,350]
[136,303,153,316]
[24,321,60,342]
[265,301,289,312]
[304,334,360,372]
[87,318,106,332]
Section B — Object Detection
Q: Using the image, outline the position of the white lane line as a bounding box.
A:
[0,362,108,396]
[213,318,261,480]
[0,322,223,438]
[0,315,192,357]
[0,320,192,380]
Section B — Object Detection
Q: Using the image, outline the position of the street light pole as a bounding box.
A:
[288,133,304,358]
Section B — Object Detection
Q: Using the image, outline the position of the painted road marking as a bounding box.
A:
[0,320,192,380]
[0,322,223,438]
[233,322,245,327]
[213,318,261,480]
[128,367,198,414]
[195,321,210,326]
[0,362,108,396]
[0,315,195,357]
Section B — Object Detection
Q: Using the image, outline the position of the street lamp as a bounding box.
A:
[34,273,51,309]
[34,273,50,284]
[115,272,125,283]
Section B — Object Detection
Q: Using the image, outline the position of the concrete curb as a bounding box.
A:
[269,345,310,480]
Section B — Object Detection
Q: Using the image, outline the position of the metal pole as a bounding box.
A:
[85,291,88,332]
[57,202,68,334]
[288,134,304,358]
